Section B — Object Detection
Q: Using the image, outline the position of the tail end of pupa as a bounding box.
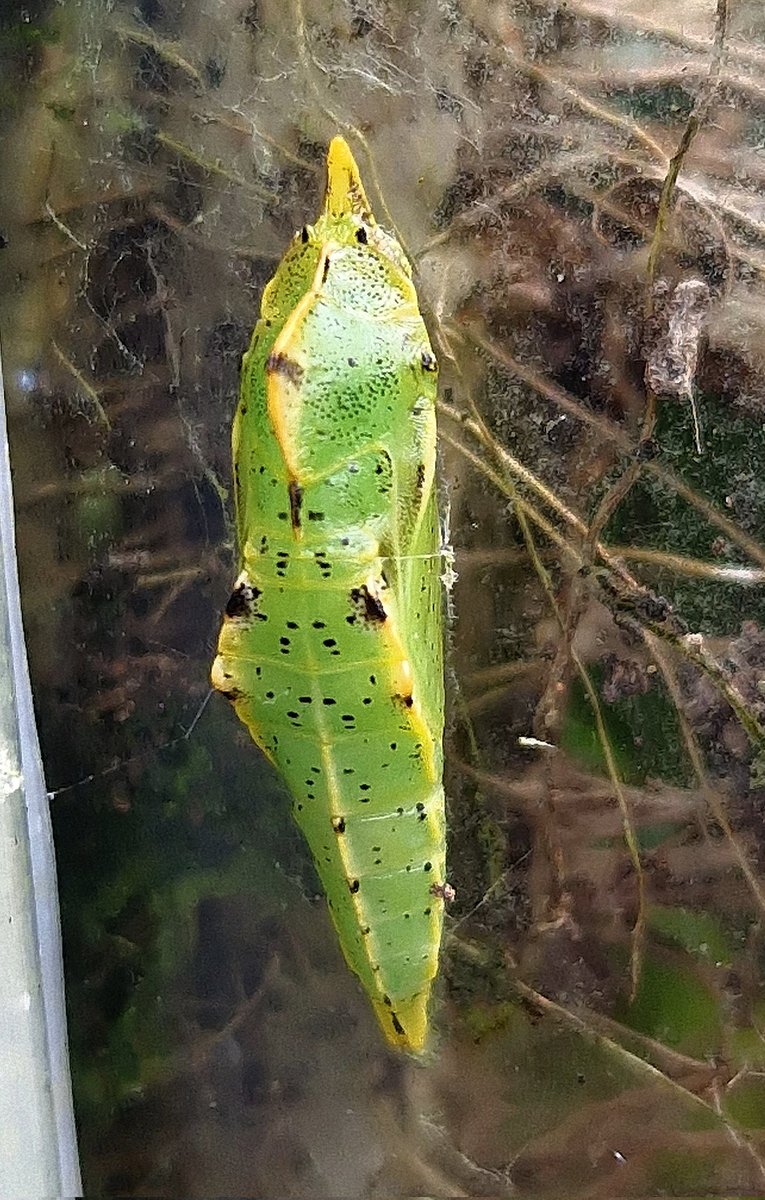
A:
[372,988,431,1055]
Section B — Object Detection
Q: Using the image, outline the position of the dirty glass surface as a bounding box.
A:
[3,0,765,1193]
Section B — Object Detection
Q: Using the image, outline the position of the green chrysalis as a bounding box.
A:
[212,137,445,1052]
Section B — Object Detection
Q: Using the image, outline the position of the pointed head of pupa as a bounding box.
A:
[307,135,412,279]
[323,136,374,223]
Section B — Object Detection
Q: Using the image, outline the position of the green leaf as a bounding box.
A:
[605,394,765,634]
[723,1076,765,1130]
[560,668,689,786]
[647,905,738,967]
[615,954,722,1059]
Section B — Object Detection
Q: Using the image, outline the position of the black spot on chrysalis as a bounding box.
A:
[266,352,304,385]
[287,480,304,532]
[350,583,387,624]
[225,582,262,619]
[391,1012,406,1036]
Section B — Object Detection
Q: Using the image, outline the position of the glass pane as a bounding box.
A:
[2,0,765,1193]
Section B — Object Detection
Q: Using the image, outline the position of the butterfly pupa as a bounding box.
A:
[212,136,445,1053]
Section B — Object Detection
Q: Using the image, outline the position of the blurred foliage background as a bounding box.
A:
[3,0,765,1193]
